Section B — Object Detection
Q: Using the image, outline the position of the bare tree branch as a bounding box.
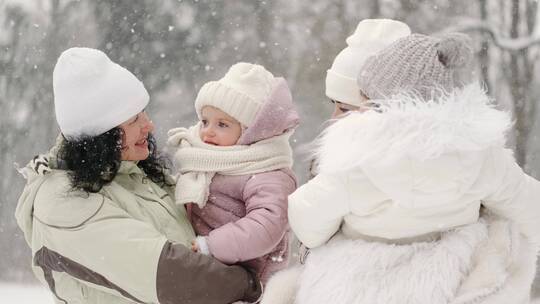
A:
[478,0,490,92]
[443,18,540,51]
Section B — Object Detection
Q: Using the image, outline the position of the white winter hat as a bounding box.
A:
[195,62,275,127]
[53,47,149,140]
[325,19,411,106]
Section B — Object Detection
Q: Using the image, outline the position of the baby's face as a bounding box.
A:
[199,106,242,146]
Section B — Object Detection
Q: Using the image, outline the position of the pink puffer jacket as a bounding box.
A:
[190,77,299,283]
[190,169,296,283]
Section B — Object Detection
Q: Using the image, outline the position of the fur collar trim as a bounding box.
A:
[316,83,511,173]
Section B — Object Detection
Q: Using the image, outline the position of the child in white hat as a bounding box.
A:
[167,62,299,284]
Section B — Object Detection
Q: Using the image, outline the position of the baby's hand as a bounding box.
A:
[191,240,199,253]
[191,236,210,255]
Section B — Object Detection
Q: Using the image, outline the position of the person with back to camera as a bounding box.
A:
[268,32,540,304]
[15,47,262,304]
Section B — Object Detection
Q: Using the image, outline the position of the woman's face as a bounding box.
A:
[119,111,154,161]
[330,93,371,118]
[199,106,242,146]
[331,100,360,118]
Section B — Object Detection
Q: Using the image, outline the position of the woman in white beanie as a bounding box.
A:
[286,32,540,304]
[306,19,411,179]
[325,18,411,118]
[15,48,262,304]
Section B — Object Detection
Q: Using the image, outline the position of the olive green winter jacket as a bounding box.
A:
[15,152,261,304]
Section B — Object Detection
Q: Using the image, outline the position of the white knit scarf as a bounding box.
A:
[167,123,294,207]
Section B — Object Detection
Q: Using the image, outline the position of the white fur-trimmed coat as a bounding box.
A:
[264,84,540,304]
[262,214,536,304]
[289,84,540,247]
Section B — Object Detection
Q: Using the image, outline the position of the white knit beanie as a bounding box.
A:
[325,19,411,106]
[195,62,275,127]
[53,47,149,140]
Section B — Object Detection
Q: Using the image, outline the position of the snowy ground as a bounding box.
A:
[0,283,54,304]
[1,282,540,303]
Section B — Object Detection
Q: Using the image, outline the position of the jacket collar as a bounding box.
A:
[118,161,143,176]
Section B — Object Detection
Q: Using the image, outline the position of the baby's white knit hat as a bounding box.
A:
[195,62,275,127]
[325,19,411,106]
[53,47,149,140]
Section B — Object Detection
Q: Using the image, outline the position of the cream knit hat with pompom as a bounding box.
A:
[195,62,275,127]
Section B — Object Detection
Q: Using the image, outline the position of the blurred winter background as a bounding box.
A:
[1,0,540,302]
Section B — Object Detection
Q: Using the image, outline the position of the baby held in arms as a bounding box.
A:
[167,62,299,284]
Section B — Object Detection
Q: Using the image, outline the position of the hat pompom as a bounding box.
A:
[435,33,473,68]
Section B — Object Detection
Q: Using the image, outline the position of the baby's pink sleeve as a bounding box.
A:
[206,170,296,264]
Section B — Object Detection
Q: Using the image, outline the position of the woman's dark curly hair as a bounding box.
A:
[59,127,171,193]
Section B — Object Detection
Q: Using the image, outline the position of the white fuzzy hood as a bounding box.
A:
[313,83,511,211]
[316,83,511,171]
